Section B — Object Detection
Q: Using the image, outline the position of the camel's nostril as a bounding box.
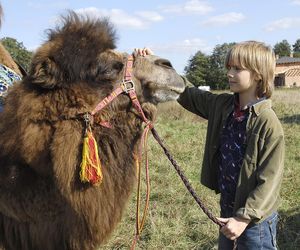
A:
[154,59,173,69]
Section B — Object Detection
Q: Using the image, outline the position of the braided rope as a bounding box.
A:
[150,127,225,228]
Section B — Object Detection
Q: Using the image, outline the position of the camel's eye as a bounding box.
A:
[154,59,173,69]
[112,61,124,72]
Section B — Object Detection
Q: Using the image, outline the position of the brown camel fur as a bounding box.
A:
[0,11,185,250]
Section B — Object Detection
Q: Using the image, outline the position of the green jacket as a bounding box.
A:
[177,86,284,223]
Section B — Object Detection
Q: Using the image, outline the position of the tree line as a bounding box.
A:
[1,36,299,90]
[184,39,300,89]
[1,37,32,72]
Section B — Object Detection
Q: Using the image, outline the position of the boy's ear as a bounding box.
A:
[253,73,262,81]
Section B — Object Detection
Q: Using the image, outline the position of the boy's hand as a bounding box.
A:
[133,48,154,56]
[217,217,250,240]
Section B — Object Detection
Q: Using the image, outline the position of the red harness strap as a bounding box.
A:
[124,55,134,82]
[91,55,152,128]
[91,86,123,116]
[91,55,137,116]
[128,90,153,128]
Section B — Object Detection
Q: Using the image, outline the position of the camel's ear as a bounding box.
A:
[30,57,64,89]
[94,59,124,83]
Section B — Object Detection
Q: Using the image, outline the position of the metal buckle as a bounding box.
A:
[83,112,94,133]
[83,113,91,124]
[121,80,135,93]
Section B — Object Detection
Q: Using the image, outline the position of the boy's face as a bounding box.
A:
[227,65,258,95]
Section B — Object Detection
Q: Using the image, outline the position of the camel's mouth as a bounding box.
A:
[147,87,184,103]
[145,82,185,95]
[169,86,185,94]
[140,78,186,103]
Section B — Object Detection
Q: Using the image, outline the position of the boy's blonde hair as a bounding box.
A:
[225,41,276,98]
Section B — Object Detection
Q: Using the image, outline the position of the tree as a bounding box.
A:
[205,42,236,89]
[184,42,236,90]
[273,40,291,57]
[184,51,209,87]
[292,39,300,58]
[1,37,32,72]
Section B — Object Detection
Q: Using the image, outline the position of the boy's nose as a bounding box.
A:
[227,72,234,78]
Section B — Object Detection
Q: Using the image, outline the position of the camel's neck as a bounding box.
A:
[0,43,22,76]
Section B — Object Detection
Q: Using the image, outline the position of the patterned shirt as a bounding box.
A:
[0,64,22,112]
[218,97,249,216]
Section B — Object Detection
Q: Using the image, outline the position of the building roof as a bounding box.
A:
[285,68,300,77]
[276,56,300,65]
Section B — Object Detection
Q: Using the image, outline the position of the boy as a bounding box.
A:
[135,41,284,249]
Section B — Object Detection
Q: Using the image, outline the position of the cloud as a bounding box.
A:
[161,0,214,15]
[290,0,300,5]
[201,12,245,27]
[142,38,214,73]
[148,38,213,54]
[265,17,300,31]
[75,7,162,29]
[135,11,164,22]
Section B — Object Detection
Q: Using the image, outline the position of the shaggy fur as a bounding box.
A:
[0,11,184,250]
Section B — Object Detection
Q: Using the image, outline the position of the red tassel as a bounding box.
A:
[80,129,103,185]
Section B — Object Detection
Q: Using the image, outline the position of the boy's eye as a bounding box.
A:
[230,66,242,71]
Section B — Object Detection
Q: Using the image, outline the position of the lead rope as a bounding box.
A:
[151,127,238,249]
[150,127,225,228]
[122,55,223,227]
[151,127,239,249]
[130,123,226,250]
[128,88,153,250]
[123,65,225,248]
[127,92,225,249]
[90,54,228,249]
[130,124,152,250]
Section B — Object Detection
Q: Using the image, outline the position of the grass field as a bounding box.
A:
[101,88,300,249]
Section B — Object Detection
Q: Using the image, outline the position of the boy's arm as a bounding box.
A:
[177,80,217,119]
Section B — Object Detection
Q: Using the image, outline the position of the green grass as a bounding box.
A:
[101,89,300,249]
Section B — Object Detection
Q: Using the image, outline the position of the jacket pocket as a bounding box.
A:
[244,134,259,164]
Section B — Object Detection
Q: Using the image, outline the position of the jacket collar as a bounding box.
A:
[250,98,272,116]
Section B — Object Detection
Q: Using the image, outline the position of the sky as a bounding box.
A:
[1,0,300,73]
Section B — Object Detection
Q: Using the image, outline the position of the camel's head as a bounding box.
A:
[131,53,185,103]
[28,11,185,108]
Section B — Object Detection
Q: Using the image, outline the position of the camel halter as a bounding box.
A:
[83,55,224,249]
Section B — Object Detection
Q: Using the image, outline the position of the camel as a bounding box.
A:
[0,11,185,250]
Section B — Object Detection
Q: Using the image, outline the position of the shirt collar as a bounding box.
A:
[233,95,248,121]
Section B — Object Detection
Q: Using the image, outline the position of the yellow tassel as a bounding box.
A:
[80,129,103,185]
